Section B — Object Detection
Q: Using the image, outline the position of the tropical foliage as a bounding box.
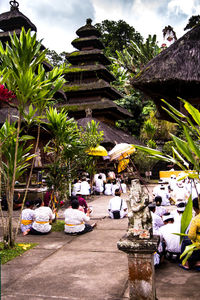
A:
[0,28,66,248]
[135,99,200,264]
[44,109,104,204]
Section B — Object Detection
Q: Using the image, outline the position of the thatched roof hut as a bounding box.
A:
[131,24,200,120]
[77,117,142,149]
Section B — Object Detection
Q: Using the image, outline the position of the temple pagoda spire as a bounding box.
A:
[64,19,131,125]
[0,0,37,45]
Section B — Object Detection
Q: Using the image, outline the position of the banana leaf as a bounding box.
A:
[181,195,193,241]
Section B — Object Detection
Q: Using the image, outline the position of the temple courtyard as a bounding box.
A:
[1,192,199,300]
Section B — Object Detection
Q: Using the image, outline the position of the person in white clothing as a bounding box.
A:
[154,183,170,206]
[148,203,164,235]
[111,179,120,196]
[171,201,186,226]
[23,199,56,235]
[94,175,104,194]
[64,199,96,235]
[21,200,34,234]
[79,177,90,198]
[108,189,127,219]
[72,178,81,196]
[104,180,113,196]
[120,180,127,194]
[154,196,168,217]
[159,214,181,261]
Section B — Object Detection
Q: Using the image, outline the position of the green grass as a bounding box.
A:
[0,242,37,264]
[51,220,65,232]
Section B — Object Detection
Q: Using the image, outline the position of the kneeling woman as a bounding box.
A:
[64,199,96,235]
[23,198,55,235]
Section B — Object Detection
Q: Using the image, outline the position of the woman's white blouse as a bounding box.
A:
[32,206,54,233]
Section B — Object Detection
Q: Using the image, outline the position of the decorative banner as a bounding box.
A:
[118,158,129,173]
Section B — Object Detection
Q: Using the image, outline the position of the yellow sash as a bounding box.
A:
[21,219,32,225]
[36,221,49,224]
[65,222,84,226]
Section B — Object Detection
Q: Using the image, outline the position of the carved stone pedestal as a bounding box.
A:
[117,235,159,300]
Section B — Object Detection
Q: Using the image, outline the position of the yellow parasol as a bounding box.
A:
[108,143,135,161]
[118,158,129,173]
[86,145,108,156]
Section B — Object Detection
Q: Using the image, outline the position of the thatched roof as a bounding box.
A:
[131,24,200,119]
[63,79,123,100]
[0,6,37,32]
[77,117,142,146]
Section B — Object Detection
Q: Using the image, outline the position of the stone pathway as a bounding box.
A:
[1,192,200,299]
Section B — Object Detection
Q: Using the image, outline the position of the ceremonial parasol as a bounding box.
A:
[108,143,135,161]
[86,145,108,156]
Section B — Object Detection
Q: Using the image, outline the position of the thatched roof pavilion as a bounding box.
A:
[77,117,142,150]
[131,24,200,120]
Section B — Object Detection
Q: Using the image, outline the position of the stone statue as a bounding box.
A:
[34,148,42,167]
[126,179,152,239]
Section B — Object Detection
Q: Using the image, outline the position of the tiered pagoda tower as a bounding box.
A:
[64,18,132,126]
[0,0,37,45]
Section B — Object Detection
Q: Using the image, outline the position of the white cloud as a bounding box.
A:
[168,0,200,16]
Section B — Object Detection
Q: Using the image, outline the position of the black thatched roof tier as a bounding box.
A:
[63,79,123,100]
[59,99,132,122]
[0,6,37,32]
[64,64,115,83]
[76,18,101,38]
[71,36,104,51]
[66,49,111,65]
[131,24,200,119]
[77,117,141,146]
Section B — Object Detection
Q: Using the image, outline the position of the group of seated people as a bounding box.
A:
[21,181,128,237]
[21,194,96,236]
[153,173,200,206]
[71,172,127,198]
[149,194,200,271]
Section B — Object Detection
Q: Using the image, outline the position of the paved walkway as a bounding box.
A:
[1,193,199,300]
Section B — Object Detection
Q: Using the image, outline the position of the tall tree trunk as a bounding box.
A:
[6,112,21,247]
[14,123,41,239]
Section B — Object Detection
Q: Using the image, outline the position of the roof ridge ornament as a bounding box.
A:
[86,18,92,25]
[10,0,19,11]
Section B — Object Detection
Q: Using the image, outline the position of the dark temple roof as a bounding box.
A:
[131,24,200,119]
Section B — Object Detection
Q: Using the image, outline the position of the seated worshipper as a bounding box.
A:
[77,194,88,213]
[172,180,189,203]
[172,201,186,225]
[79,177,90,199]
[148,203,164,235]
[120,180,127,194]
[104,180,113,196]
[169,174,177,192]
[23,198,56,236]
[21,200,34,234]
[64,199,96,235]
[94,175,104,195]
[69,196,84,212]
[72,178,81,196]
[108,189,127,219]
[180,197,200,270]
[154,196,168,217]
[13,192,23,210]
[153,182,170,206]
[158,213,181,262]
[44,188,53,207]
[111,179,120,196]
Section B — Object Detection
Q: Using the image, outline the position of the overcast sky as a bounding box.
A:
[0,0,200,53]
